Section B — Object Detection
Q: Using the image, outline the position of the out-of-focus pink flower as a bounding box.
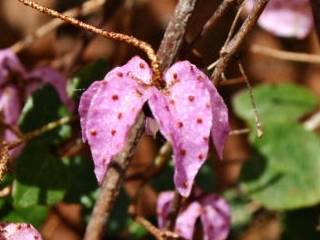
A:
[0,222,42,240]
[157,190,230,240]
[79,56,229,197]
[0,49,73,158]
[246,0,313,39]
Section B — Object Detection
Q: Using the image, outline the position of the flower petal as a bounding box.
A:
[26,67,74,111]
[201,74,229,159]
[200,194,230,240]
[79,81,103,142]
[157,191,175,229]
[0,223,42,240]
[157,191,202,240]
[85,56,152,183]
[175,202,202,240]
[0,49,26,86]
[149,61,213,197]
[246,0,313,39]
[0,85,21,125]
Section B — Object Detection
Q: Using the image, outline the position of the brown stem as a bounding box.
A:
[157,0,199,70]
[211,0,269,85]
[84,113,145,240]
[310,0,320,40]
[83,0,199,238]
[17,0,162,88]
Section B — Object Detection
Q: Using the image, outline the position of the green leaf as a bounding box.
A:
[3,205,48,228]
[241,123,320,210]
[67,59,108,100]
[13,142,69,208]
[232,84,317,125]
[18,85,71,143]
[128,219,148,240]
[64,155,98,203]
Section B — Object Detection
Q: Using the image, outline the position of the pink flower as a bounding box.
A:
[79,56,229,197]
[246,0,313,39]
[157,190,230,240]
[0,49,73,157]
[0,222,42,240]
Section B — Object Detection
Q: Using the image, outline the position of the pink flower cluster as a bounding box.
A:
[246,0,313,39]
[157,190,230,240]
[79,56,230,197]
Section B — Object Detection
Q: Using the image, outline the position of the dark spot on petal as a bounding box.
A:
[203,136,209,142]
[17,225,22,230]
[117,112,123,120]
[34,236,39,240]
[90,129,97,136]
[188,95,195,102]
[198,154,204,160]
[111,129,117,136]
[169,99,175,105]
[173,73,178,80]
[183,181,188,188]
[177,122,183,128]
[135,89,143,97]
[197,75,203,81]
[27,224,31,228]
[117,72,123,78]
[139,63,145,69]
[206,103,211,109]
[112,95,119,101]
[197,118,203,124]
[190,66,195,73]
[180,149,186,156]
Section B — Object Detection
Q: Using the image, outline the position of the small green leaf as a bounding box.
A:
[13,142,69,208]
[64,155,98,203]
[67,59,108,99]
[3,205,48,228]
[232,84,317,125]
[18,85,71,143]
[241,123,320,210]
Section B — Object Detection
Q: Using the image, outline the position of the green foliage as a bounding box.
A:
[233,83,317,126]
[13,142,69,208]
[233,83,320,210]
[67,59,108,99]
[18,85,71,143]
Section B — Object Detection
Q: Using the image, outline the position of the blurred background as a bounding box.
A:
[1,0,320,239]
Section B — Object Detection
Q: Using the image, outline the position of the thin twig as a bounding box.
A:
[189,0,241,48]
[238,62,263,138]
[251,44,320,64]
[17,0,162,88]
[310,0,320,40]
[304,111,320,131]
[0,142,9,181]
[157,0,198,70]
[229,128,250,135]
[129,206,179,240]
[11,0,106,53]
[83,0,199,238]
[165,191,182,231]
[211,0,269,85]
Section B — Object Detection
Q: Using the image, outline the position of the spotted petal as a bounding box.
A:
[200,194,230,240]
[149,61,213,197]
[246,0,313,39]
[85,56,153,183]
[78,81,103,142]
[201,73,229,159]
[0,223,42,240]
